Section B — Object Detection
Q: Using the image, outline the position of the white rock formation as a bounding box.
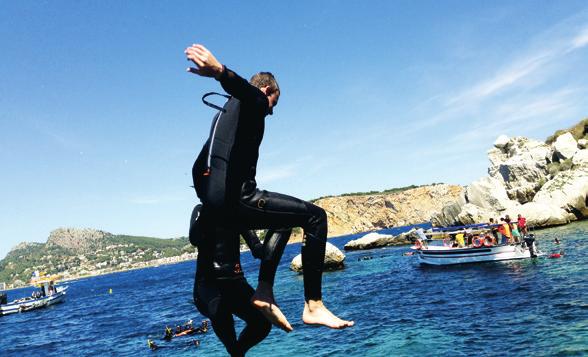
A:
[486,137,551,202]
[572,149,588,166]
[510,202,573,227]
[553,132,578,160]
[290,242,345,272]
[433,130,588,228]
[466,176,516,210]
[533,168,588,216]
[494,134,509,148]
[456,203,500,225]
[343,231,412,251]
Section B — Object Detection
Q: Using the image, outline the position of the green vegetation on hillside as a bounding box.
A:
[107,235,188,251]
[546,158,574,177]
[0,234,194,287]
[545,118,588,144]
[310,183,444,203]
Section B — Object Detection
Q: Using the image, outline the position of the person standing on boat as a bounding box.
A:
[510,222,521,243]
[488,218,499,243]
[415,227,428,248]
[517,214,528,236]
[186,43,354,333]
[498,218,512,244]
[455,231,466,248]
[48,281,56,295]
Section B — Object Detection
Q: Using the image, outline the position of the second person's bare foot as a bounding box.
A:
[302,300,354,329]
[251,284,293,332]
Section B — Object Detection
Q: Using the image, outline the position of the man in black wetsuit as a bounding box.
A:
[186,43,353,331]
[191,204,292,356]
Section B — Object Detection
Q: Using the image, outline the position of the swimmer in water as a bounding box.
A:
[164,326,173,341]
[147,339,158,350]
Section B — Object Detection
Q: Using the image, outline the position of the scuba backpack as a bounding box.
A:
[193,92,241,213]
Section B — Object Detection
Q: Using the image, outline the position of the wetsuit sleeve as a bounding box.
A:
[217,66,269,113]
[241,230,263,259]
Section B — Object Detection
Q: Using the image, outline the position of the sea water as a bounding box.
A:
[1,221,586,356]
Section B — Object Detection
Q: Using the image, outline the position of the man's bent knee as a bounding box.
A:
[305,203,327,238]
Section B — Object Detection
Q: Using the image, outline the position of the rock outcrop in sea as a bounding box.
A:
[290,242,345,272]
[432,119,588,228]
[344,230,415,250]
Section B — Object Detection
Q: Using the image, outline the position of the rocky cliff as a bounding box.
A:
[47,228,112,252]
[433,118,588,228]
[313,184,464,237]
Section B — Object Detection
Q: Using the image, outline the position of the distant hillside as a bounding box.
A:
[310,183,445,202]
[313,183,464,237]
[0,228,195,288]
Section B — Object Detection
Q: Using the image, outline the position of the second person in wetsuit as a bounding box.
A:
[191,204,292,356]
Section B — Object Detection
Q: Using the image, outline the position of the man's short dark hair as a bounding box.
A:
[250,72,280,94]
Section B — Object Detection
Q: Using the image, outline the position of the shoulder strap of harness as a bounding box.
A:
[202,92,231,112]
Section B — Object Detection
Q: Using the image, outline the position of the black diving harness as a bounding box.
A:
[201,92,231,176]
[202,92,230,113]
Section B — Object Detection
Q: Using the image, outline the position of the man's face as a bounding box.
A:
[261,86,279,115]
[267,91,279,115]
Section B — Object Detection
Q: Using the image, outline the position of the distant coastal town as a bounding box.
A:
[0,238,197,290]
[0,228,271,290]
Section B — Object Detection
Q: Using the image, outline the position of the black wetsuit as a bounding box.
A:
[193,67,328,301]
[193,223,267,357]
[192,205,292,356]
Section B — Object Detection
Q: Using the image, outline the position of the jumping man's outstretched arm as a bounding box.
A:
[185,44,268,109]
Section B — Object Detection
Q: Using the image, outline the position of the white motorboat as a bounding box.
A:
[0,275,68,316]
[411,222,540,265]
[413,242,539,266]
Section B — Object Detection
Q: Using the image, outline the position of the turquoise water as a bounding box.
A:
[1,222,587,356]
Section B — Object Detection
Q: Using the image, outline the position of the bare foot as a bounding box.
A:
[251,283,293,332]
[302,300,354,329]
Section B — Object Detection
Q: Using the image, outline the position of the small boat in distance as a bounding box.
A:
[0,272,68,316]
[411,224,540,266]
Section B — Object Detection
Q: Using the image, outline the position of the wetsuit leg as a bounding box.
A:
[194,273,270,356]
[194,280,241,356]
[258,228,292,287]
[224,279,272,355]
[237,189,327,300]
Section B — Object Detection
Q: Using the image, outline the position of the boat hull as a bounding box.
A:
[415,244,534,266]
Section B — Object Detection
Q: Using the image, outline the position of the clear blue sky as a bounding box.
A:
[2,1,588,259]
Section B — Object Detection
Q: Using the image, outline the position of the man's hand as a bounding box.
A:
[185,44,224,79]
